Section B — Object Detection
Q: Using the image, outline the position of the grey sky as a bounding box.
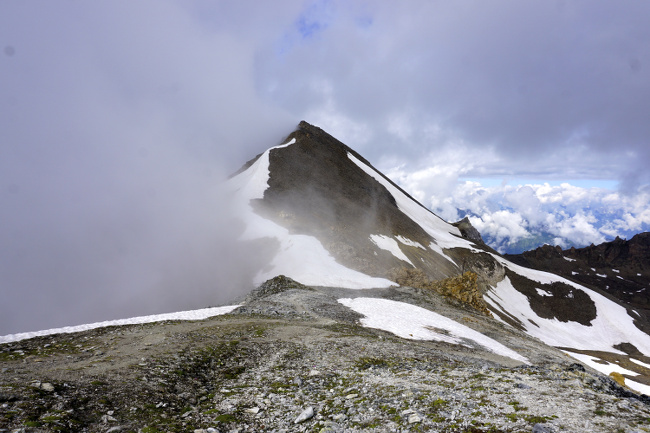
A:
[1,0,649,334]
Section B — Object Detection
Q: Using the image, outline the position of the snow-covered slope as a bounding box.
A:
[229,121,650,394]
[338,297,528,363]
[0,305,239,344]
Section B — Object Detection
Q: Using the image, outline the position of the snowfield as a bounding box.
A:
[370,234,414,266]
[485,257,650,356]
[0,305,240,344]
[338,297,529,364]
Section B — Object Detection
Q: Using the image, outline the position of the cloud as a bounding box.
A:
[256,0,650,188]
[395,175,650,253]
[2,0,650,333]
[0,1,295,334]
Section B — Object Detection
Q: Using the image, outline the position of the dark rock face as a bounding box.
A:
[506,233,650,332]
[453,216,486,246]
[505,270,597,326]
[251,120,459,281]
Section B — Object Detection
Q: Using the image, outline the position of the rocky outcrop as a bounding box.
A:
[453,216,486,246]
[389,268,493,316]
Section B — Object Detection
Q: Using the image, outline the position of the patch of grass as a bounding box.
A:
[214,413,239,424]
[355,357,391,370]
[508,401,528,411]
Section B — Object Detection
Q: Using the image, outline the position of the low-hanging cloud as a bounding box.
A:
[3,0,650,333]
[0,1,295,334]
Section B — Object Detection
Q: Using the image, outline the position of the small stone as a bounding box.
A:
[101,414,117,423]
[245,407,260,414]
[345,394,358,399]
[308,369,321,376]
[40,383,55,392]
[294,406,315,424]
[408,413,422,424]
[532,424,553,433]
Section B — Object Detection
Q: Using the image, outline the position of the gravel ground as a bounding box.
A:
[2,276,650,432]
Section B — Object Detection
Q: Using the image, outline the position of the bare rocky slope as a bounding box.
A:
[3,276,650,433]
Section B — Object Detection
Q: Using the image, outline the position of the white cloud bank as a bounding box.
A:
[386,164,650,253]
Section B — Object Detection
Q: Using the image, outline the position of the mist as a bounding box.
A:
[0,1,295,334]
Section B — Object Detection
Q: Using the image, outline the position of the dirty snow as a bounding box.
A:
[338,297,528,364]
[0,305,240,344]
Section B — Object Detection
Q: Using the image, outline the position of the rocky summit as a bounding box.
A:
[2,121,650,432]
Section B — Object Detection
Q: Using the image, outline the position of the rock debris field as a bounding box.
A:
[2,276,650,432]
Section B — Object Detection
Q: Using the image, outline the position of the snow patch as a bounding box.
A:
[338,297,528,363]
[563,256,576,262]
[631,358,650,370]
[0,306,240,344]
[370,235,414,266]
[596,273,607,278]
[535,288,553,297]
[563,351,638,377]
[396,235,426,249]
[613,269,620,273]
[488,275,650,355]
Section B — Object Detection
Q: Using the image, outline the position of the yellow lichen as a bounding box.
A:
[389,268,492,316]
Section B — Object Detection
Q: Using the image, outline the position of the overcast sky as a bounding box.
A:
[2,1,649,334]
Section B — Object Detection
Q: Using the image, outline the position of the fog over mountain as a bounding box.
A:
[2,1,650,333]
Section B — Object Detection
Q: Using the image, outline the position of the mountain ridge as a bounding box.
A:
[3,121,650,432]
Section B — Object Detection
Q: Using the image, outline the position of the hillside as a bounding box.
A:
[3,276,650,432]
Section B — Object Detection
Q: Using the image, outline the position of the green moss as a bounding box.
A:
[214,413,239,423]
[355,357,391,370]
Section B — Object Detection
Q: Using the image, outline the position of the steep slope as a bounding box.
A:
[229,121,650,394]
[506,233,650,315]
[228,121,475,288]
